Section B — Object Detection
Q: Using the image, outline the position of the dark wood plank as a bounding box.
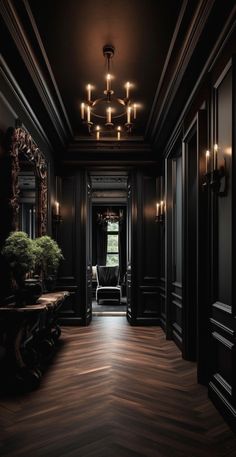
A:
[0,317,235,457]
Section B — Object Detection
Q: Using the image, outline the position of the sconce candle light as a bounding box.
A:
[55,201,60,216]
[53,201,62,223]
[213,144,218,170]
[202,144,227,196]
[155,200,165,223]
[205,150,210,174]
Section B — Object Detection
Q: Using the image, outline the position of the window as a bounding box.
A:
[106,221,119,266]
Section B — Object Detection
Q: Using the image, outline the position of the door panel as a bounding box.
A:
[126,176,133,320]
[84,174,92,324]
[183,127,198,361]
[172,156,183,348]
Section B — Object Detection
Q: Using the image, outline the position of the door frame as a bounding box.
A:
[182,110,209,383]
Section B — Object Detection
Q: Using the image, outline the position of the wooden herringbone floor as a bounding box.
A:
[0,317,236,457]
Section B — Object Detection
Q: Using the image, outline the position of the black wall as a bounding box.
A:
[158,28,236,431]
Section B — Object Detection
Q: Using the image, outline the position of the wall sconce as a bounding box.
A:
[202,144,227,196]
[53,201,62,223]
[155,200,165,223]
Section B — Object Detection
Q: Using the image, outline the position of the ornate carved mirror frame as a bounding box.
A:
[8,127,48,235]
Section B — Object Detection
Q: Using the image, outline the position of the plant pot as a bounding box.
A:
[15,279,42,307]
[44,275,56,292]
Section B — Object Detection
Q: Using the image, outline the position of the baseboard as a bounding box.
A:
[127,315,161,326]
[209,381,236,433]
[160,318,166,332]
[59,316,84,326]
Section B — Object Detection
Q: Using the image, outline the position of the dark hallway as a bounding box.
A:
[1,0,236,453]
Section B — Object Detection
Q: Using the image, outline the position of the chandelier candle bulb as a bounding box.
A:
[87,106,91,122]
[96,126,100,140]
[106,74,111,91]
[156,203,160,217]
[107,107,112,123]
[117,126,121,140]
[127,106,132,124]
[81,102,85,119]
[126,82,130,99]
[213,144,218,170]
[87,84,91,101]
[133,104,137,119]
[205,150,210,173]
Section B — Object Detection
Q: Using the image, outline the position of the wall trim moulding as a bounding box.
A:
[0,0,73,147]
[66,139,153,155]
[0,55,53,155]
[147,1,236,154]
[146,0,215,142]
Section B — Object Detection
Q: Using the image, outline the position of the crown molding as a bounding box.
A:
[146,0,215,145]
[67,137,153,155]
[145,0,189,137]
[161,4,236,159]
[0,55,53,155]
[0,0,73,148]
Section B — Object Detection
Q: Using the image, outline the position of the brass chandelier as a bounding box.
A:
[80,45,139,140]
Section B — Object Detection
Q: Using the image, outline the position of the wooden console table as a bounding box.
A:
[0,291,69,391]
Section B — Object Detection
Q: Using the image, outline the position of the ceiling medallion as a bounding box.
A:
[80,45,139,140]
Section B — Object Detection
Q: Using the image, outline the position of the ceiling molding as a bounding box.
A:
[145,0,188,136]
[0,0,72,148]
[62,160,158,167]
[67,138,153,155]
[91,176,127,183]
[146,0,215,143]
[92,190,126,197]
[0,55,53,154]
[22,0,73,137]
[162,4,236,159]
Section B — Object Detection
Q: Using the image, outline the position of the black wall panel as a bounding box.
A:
[128,169,160,324]
[209,60,236,430]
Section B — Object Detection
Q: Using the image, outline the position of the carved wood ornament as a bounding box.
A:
[9,127,47,235]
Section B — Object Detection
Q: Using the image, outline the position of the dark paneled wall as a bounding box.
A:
[54,176,79,319]
[208,60,236,429]
[156,176,166,330]
[160,44,236,430]
[56,170,92,325]
[165,144,183,348]
[128,169,160,324]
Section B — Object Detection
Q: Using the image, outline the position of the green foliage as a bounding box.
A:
[2,231,36,280]
[107,234,118,252]
[106,254,119,266]
[32,235,63,276]
[107,221,119,232]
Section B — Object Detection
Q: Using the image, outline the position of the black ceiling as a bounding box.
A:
[28,0,182,141]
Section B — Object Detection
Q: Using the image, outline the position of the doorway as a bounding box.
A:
[90,172,128,316]
[182,127,198,361]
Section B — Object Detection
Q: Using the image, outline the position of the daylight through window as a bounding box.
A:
[106,221,119,266]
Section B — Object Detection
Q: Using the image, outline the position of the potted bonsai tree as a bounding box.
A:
[1,231,41,306]
[32,236,63,291]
